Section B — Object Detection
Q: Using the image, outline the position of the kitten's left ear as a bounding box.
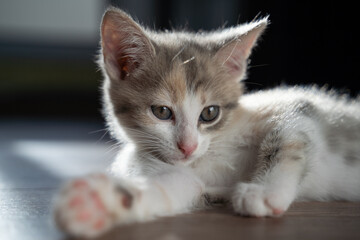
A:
[100,8,155,81]
[215,17,268,82]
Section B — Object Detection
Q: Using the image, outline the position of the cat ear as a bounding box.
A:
[214,18,268,81]
[100,8,155,80]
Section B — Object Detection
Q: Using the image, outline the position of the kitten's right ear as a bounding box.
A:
[214,18,268,82]
[100,8,155,80]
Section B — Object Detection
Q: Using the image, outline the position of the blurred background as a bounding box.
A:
[1,0,359,122]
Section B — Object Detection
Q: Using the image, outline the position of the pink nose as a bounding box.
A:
[177,142,198,158]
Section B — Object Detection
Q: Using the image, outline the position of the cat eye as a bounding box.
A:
[151,106,173,120]
[199,106,220,122]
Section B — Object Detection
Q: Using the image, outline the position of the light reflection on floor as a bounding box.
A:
[11,140,116,178]
[0,121,120,240]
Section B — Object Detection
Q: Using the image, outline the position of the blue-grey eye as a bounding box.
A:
[151,106,173,120]
[199,105,220,122]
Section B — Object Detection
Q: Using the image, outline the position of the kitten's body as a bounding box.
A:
[54,7,360,237]
[113,86,360,201]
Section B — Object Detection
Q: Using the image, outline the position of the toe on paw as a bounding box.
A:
[76,209,92,222]
[68,196,85,208]
[93,218,105,230]
[121,195,133,209]
[72,179,89,189]
[90,191,106,211]
[272,207,285,216]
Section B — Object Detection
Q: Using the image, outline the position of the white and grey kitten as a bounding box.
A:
[54,7,360,237]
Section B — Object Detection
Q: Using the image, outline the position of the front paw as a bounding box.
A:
[232,183,293,217]
[53,174,138,238]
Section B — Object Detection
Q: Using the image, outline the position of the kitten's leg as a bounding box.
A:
[54,167,204,237]
[232,127,312,217]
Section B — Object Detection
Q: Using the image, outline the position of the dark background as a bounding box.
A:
[1,0,359,123]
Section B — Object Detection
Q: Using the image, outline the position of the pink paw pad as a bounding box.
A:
[265,198,286,216]
[90,191,106,211]
[272,208,285,216]
[76,209,92,222]
[72,180,88,189]
[68,196,84,208]
[93,218,105,230]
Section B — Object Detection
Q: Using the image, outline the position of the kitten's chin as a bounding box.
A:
[173,154,202,166]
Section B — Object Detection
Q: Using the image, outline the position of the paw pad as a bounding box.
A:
[54,175,137,237]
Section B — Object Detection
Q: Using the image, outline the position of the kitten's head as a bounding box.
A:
[99,7,267,164]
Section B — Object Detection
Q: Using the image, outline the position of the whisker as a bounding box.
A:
[243,81,264,87]
[172,45,186,62]
[248,63,269,69]
[105,139,118,144]
[251,12,262,23]
[104,146,121,156]
[181,56,195,65]
[222,39,240,66]
[94,129,110,144]
[88,128,108,134]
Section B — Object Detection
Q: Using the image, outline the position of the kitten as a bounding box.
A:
[54,7,360,237]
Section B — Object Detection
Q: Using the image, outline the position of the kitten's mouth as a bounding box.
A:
[177,154,197,164]
[179,157,189,162]
[180,154,194,161]
[144,147,195,164]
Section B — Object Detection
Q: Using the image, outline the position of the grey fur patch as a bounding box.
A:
[115,103,133,115]
[293,100,317,117]
[257,129,283,171]
[300,159,311,181]
[326,117,360,164]
[255,129,311,181]
[183,56,201,91]
[224,102,238,110]
[344,150,359,165]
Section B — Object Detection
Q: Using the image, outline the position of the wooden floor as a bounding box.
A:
[1,121,359,240]
[89,202,360,240]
